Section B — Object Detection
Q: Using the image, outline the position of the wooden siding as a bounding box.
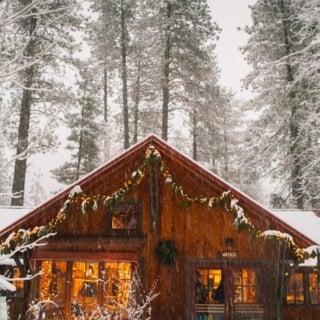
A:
[283,305,320,320]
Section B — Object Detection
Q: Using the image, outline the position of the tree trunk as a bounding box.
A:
[76,85,87,181]
[161,1,172,141]
[103,66,110,160]
[11,2,37,206]
[11,67,34,206]
[192,112,197,161]
[120,0,130,149]
[280,0,304,209]
[223,110,228,176]
[133,62,141,144]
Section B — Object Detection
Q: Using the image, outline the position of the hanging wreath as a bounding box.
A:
[154,239,178,266]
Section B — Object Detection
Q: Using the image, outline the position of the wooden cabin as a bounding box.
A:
[1,134,320,320]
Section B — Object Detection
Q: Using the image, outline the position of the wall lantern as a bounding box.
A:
[220,237,237,258]
[224,237,235,247]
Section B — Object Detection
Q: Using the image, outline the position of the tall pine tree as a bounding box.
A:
[7,0,77,205]
[51,62,101,184]
[242,0,320,209]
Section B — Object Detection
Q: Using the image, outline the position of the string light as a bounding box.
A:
[0,145,317,266]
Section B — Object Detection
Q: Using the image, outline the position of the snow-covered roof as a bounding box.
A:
[0,277,16,292]
[271,210,320,245]
[0,206,32,231]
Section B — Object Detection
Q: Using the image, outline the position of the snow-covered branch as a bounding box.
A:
[0,0,71,82]
[0,230,56,258]
[0,229,56,294]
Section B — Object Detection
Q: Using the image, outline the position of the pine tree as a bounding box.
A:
[6,0,78,206]
[87,0,220,149]
[242,0,320,209]
[158,0,219,141]
[88,0,136,150]
[51,63,101,185]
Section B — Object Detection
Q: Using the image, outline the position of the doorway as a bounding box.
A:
[192,261,267,320]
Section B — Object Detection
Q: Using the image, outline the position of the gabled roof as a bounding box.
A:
[0,134,317,249]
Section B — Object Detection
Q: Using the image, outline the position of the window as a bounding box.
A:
[38,261,67,317]
[107,200,141,235]
[285,270,320,305]
[286,272,304,304]
[234,268,258,303]
[193,265,264,320]
[102,261,133,306]
[309,273,320,304]
[196,269,223,304]
[38,260,133,318]
[8,267,24,298]
[0,266,24,298]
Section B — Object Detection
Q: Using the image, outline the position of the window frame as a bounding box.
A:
[285,268,320,305]
[188,259,269,320]
[106,199,142,236]
[32,258,137,319]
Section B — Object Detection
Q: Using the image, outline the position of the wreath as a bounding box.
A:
[154,239,178,265]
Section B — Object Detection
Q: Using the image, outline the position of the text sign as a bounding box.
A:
[221,251,237,258]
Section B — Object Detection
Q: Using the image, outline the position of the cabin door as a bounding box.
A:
[194,262,266,320]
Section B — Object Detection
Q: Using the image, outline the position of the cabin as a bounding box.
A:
[0,134,320,320]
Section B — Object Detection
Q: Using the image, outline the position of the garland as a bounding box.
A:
[1,145,319,265]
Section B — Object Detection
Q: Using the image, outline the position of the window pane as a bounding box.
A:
[234,269,258,303]
[309,273,320,304]
[196,269,223,304]
[195,269,224,319]
[111,200,140,232]
[102,261,133,309]
[12,267,24,298]
[71,261,99,316]
[38,261,67,317]
[286,272,304,304]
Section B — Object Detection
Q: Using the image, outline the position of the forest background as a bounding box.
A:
[0,0,319,211]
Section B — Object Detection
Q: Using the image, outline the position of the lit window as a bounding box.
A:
[108,200,141,235]
[195,269,224,320]
[309,273,320,304]
[234,269,258,303]
[38,260,133,318]
[286,272,304,304]
[38,261,67,317]
[196,269,223,304]
[194,265,263,320]
[102,262,133,307]
[12,267,24,298]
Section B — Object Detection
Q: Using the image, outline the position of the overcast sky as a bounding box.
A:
[208,0,255,98]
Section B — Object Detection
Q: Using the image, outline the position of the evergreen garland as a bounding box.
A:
[1,145,319,268]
